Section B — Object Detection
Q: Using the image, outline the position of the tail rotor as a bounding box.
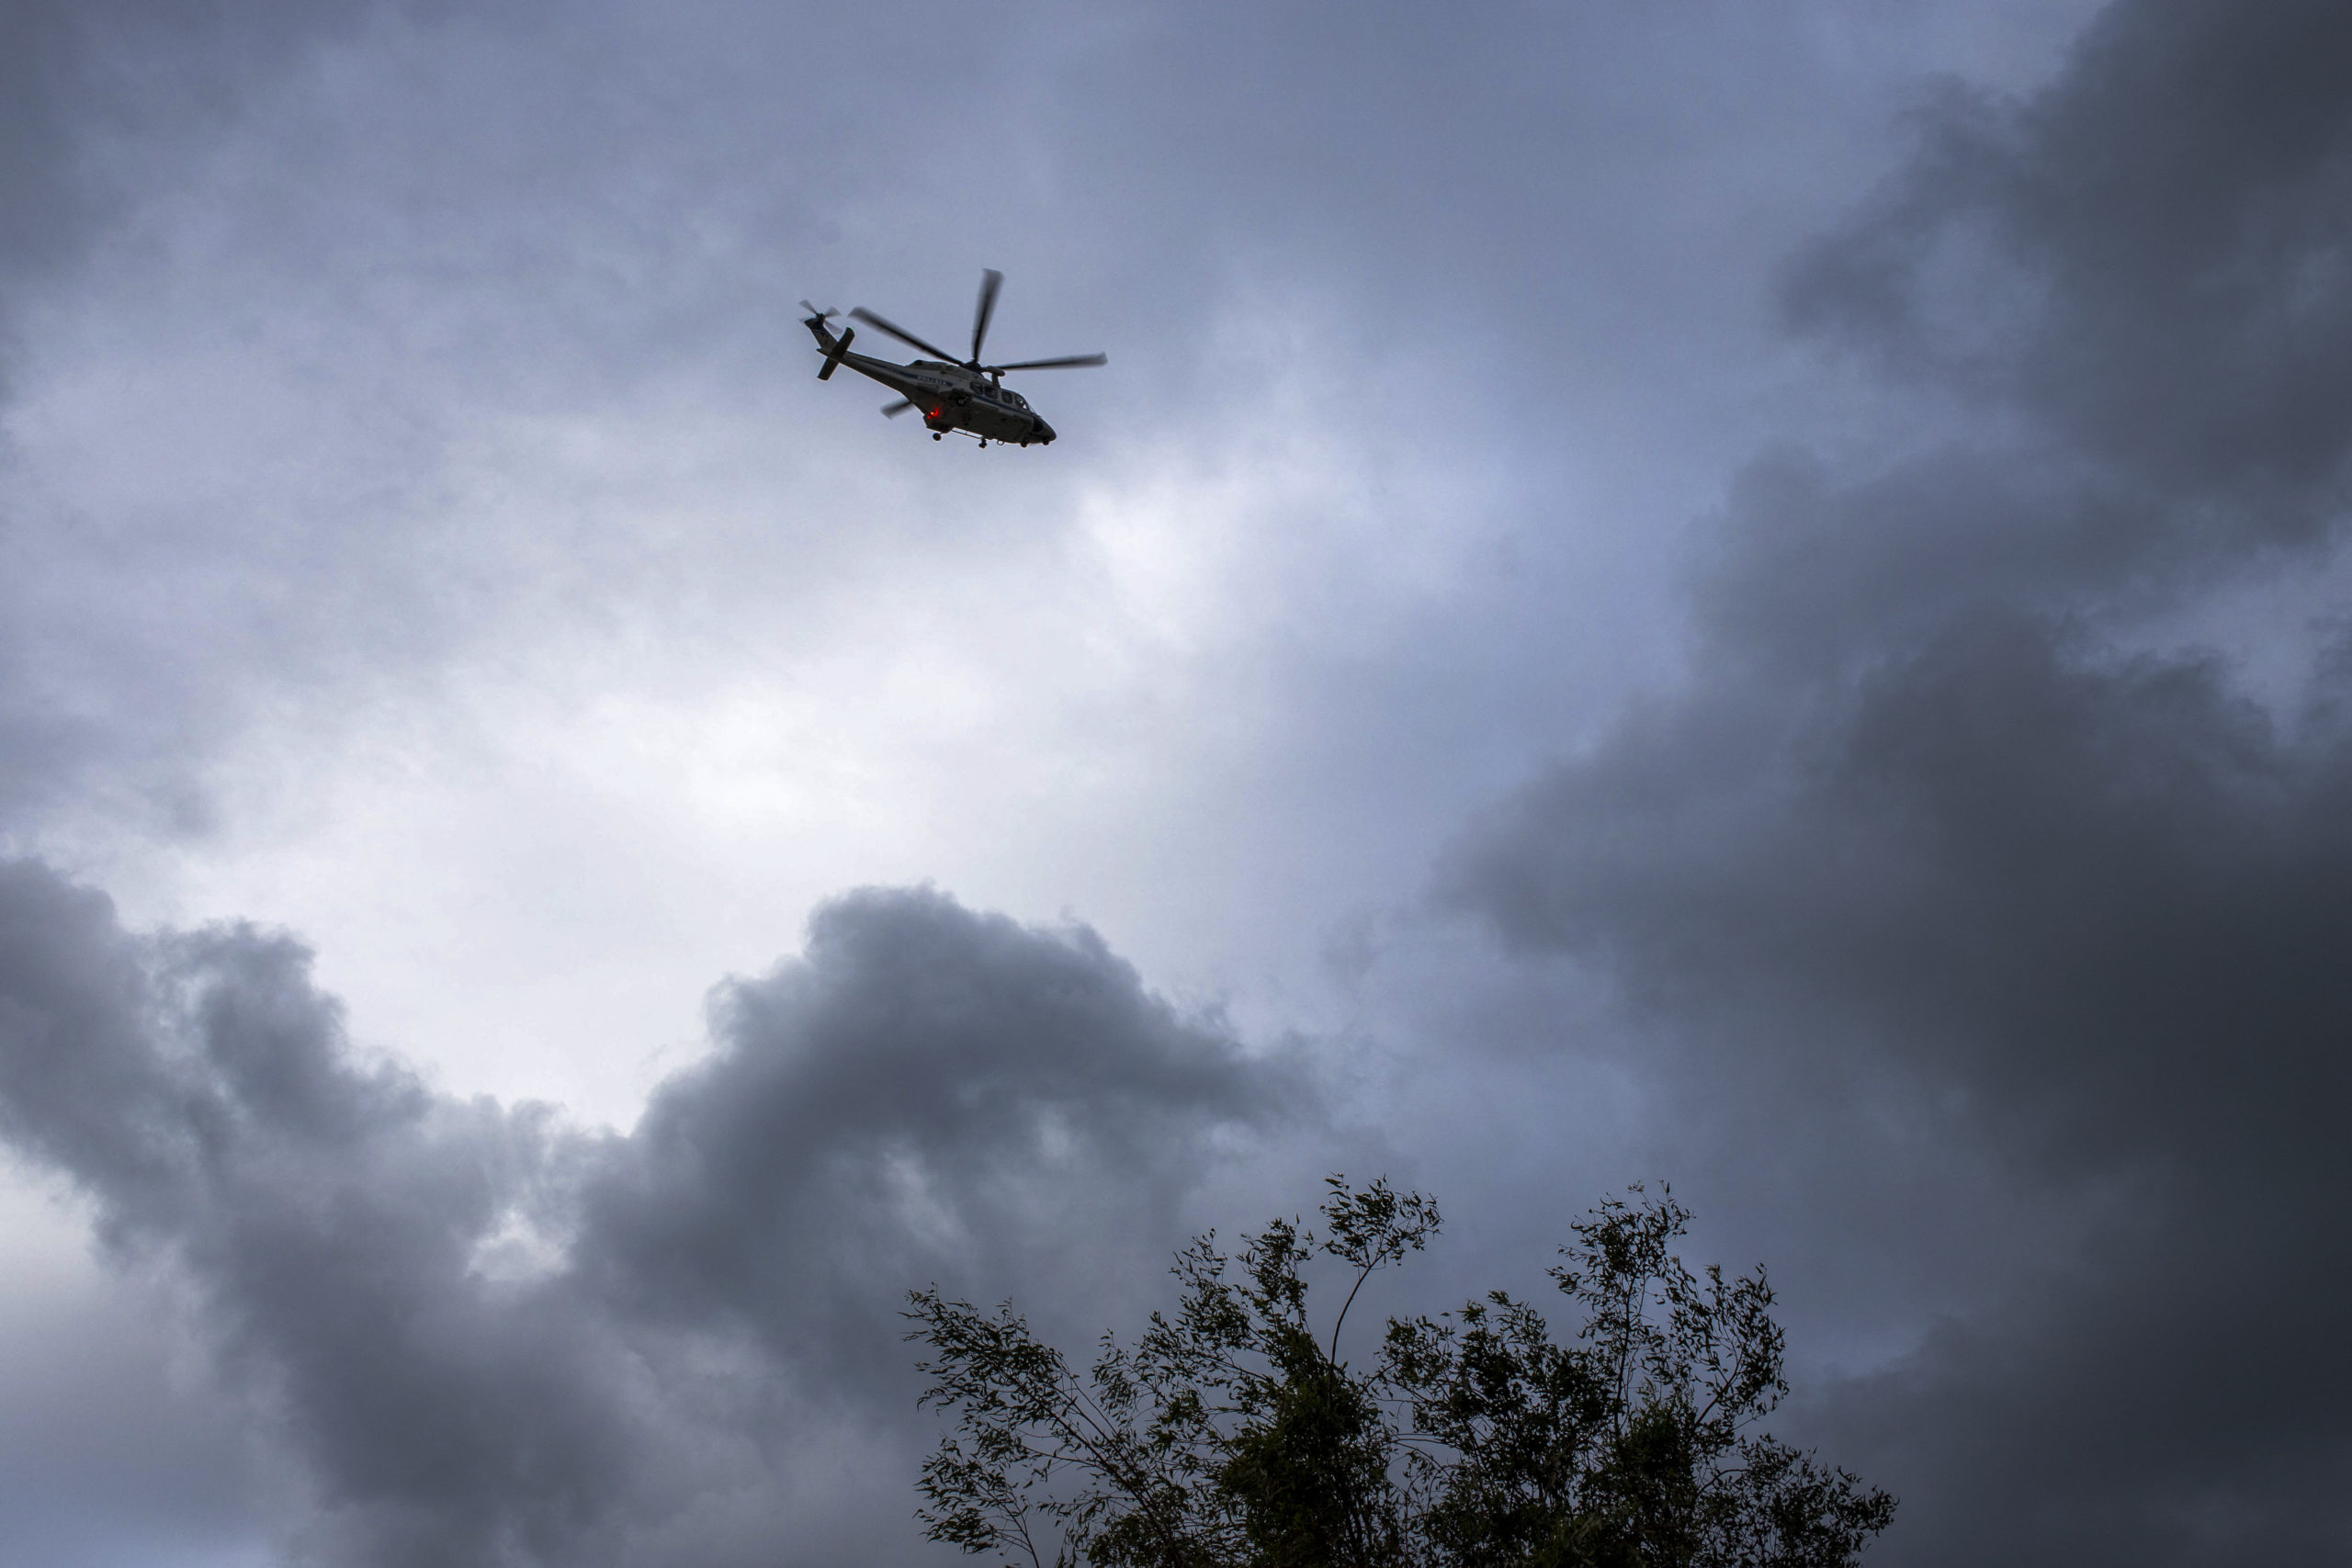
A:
[802,299,856,379]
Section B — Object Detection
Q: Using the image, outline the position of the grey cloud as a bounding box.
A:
[0,0,413,830]
[0,865,1292,1566]
[0,859,639,1566]
[1827,1193,2352,1566]
[1460,613,2352,1163]
[0,1262,263,1568]
[1722,0,2352,682]
[1686,450,2156,679]
[0,0,408,359]
[581,884,1295,1382]
[1448,1,2352,1562]
[1786,0,2352,513]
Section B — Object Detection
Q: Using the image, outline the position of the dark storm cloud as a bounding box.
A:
[582,886,1293,1381]
[1448,1,2352,1562]
[0,867,1290,1567]
[1461,608,2352,1192]
[0,858,643,1566]
[1785,0,2352,515]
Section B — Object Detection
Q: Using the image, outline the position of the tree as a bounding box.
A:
[905,1179,1894,1568]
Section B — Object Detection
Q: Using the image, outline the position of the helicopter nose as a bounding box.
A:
[1034,418,1055,445]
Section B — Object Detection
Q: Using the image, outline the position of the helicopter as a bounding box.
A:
[801,269,1105,446]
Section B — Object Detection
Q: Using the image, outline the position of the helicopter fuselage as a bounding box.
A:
[805,317,1057,445]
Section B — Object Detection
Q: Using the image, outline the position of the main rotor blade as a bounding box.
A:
[971,268,1003,366]
[881,399,917,417]
[848,307,957,363]
[981,353,1108,372]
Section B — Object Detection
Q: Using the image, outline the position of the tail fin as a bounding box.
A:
[818,325,855,380]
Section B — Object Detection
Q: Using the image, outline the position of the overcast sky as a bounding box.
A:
[3,3,2347,1565]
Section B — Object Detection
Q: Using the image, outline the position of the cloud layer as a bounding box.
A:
[0,866,1286,1566]
[4,1,2346,1564]
[1448,2,2352,1561]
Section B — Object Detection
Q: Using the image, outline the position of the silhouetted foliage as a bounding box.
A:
[907,1179,1894,1568]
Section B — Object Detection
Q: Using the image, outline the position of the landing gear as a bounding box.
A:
[933,432,943,441]
[978,440,989,449]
